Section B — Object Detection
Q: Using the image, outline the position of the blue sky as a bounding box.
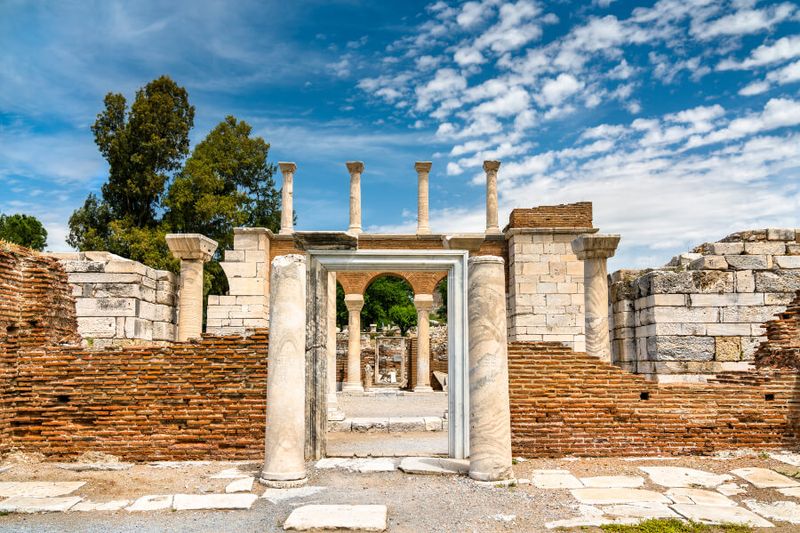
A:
[1,0,799,270]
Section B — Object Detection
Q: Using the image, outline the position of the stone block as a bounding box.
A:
[787,244,800,255]
[775,256,800,269]
[652,307,719,323]
[741,336,763,359]
[244,250,269,265]
[706,323,751,336]
[755,271,800,293]
[60,259,105,273]
[721,305,785,323]
[725,255,769,270]
[647,336,715,361]
[228,277,266,296]
[75,297,138,317]
[124,318,153,340]
[767,228,796,241]
[709,242,744,255]
[689,256,728,271]
[744,242,785,255]
[104,260,148,276]
[224,250,245,262]
[735,271,755,292]
[636,271,733,296]
[221,261,257,279]
[765,292,797,305]
[68,272,143,284]
[715,337,742,362]
[687,293,763,306]
[152,322,175,341]
[77,317,117,338]
[233,231,265,251]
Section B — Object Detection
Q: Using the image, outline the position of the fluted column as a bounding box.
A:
[415,161,432,235]
[279,162,296,235]
[483,160,501,235]
[342,293,364,392]
[468,255,513,482]
[166,234,218,341]
[346,161,364,235]
[413,294,434,392]
[327,271,344,419]
[571,234,620,362]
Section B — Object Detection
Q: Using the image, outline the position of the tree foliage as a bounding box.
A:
[0,213,48,251]
[362,276,414,332]
[388,304,417,335]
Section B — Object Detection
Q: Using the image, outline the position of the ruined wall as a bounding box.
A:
[755,291,800,369]
[509,342,800,458]
[610,228,800,382]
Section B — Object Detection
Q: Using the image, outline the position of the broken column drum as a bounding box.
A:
[261,254,308,487]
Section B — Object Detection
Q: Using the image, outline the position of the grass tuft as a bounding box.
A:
[601,518,752,533]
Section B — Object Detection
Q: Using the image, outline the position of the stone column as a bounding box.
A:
[483,160,501,235]
[327,271,344,420]
[468,255,513,482]
[279,162,296,235]
[415,161,432,235]
[342,293,364,392]
[261,254,307,487]
[413,294,434,392]
[571,234,620,362]
[346,161,364,235]
[166,234,218,342]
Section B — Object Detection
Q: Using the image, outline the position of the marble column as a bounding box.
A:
[483,160,501,235]
[166,233,218,342]
[346,161,364,235]
[260,254,307,487]
[415,161,432,235]
[571,234,620,362]
[327,271,344,420]
[413,293,434,392]
[279,162,296,235]
[342,293,364,392]
[468,255,513,482]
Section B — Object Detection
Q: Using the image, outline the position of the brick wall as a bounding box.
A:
[509,342,800,457]
[507,202,593,230]
[756,290,800,369]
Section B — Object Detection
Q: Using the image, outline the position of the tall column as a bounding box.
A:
[346,161,364,235]
[327,271,344,420]
[261,254,307,487]
[279,162,296,235]
[415,161,432,235]
[483,160,501,235]
[413,294,434,392]
[166,234,218,341]
[571,234,620,362]
[342,293,364,392]
[468,255,514,482]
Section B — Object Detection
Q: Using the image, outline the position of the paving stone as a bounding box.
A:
[351,417,389,433]
[209,467,253,479]
[544,506,635,529]
[126,494,173,511]
[671,504,774,527]
[314,458,396,473]
[600,502,679,519]
[770,452,800,467]
[778,487,800,498]
[148,461,212,469]
[56,463,132,472]
[639,466,732,488]
[531,470,583,489]
[570,488,670,505]
[72,500,131,512]
[0,481,86,498]
[0,496,82,513]
[579,476,644,488]
[398,457,469,476]
[667,488,737,506]
[388,417,425,432]
[717,483,747,496]
[744,499,800,524]
[732,467,800,488]
[261,486,326,503]
[225,476,254,493]
[283,504,387,531]
[172,493,258,510]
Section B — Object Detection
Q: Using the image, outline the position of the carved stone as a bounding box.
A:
[327,271,344,420]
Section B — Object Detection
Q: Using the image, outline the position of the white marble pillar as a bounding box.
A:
[166,234,218,341]
[342,293,364,392]
[327,271,344,420]
[571,234,620,362]
[279,162,296,235]
[483,160,501,235]
[415,161,432,235]
[468,255,513,482]
[346,161,364,235]
[413,294,434,392]
[260,254,307,487]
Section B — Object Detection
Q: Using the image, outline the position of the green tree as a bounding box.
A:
[434,278,447,322]
[0,213,48,251]
[388,304,417,335]
[362,276,414,331]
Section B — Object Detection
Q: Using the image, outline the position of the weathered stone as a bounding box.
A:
[732,467,800,488]
[745,241,786,254]
[415,161,432,234]
[279,162,296,235]
[767,228,797,241]
[172,493,258,510]
[709,242,744,255]
[600,502,678,519]
[579,476,644,488]
[343,294,365,392]
[484,160,501,234]
[744,499,800,524]
[351,417,389,432]
[647,336,715,361]
[56,462,132,472]
[689,256,728,271]
[261,486,326,503]
[126,494,173,511]
[0,496,82,513]
[346,162,364,235]
[725,255,770,270]
[314,458,396,473]
[72,499,130,511]
[636,271,733,296]
[166,233,217,341]
[284,504,387,531]
[639,466,732,488]
[671,504,773,527]
[0,481,85,498]
[398,457,469,476]
[667,488,736,506]
[775,256,800,269]
[225,476,254,493]
[570,488,670,505]
[715,336,742,362]
[388,417,426,432]
[413,294,435,391]
[532,470,583,489]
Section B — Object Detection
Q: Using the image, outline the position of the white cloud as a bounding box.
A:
[456,0,495,29]
[692,3,796,40]
[472,87,530,117]
[538,74,583,106]
[739,80,771,95]
[717,34,800,70]
[415,68,467,110]
[766,59,800,85]
[454,47,486,66]
[688,97,800,148]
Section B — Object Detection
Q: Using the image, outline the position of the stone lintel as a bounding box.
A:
[571,234,621,260]
[415,161,432,173]
[346,161,364,174]
[166,234,218,262]
[293,231,358,251]
[443,233,485,252]
[234,227,274,238]
[278,161,297,174]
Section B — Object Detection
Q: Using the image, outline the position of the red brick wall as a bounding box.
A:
[509,342,800,457]
[756,290,800,369]
[508,202,593,229]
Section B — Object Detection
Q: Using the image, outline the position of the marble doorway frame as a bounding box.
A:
[311,249,470,459]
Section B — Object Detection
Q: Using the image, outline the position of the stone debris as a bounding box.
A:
[126,494,174,512]
[531,470,583,489]
[671,503,774,527]
[398,457,469,476]
[770,452,800,467]
[172,493,258,511]
[56,463,132,472]
[351,417,390,433]
[491,513,516,522]
[225,476,254,493]
[666,488,737,506]
[0,481,86,498]
[0,496,82,513]
[579,475,644,488]
[570,488,671,505]
[744,499,800,524]
[732,467,800,488]
[717,483,747,496]
[261,486,326,503]
[639,466,732,488]
[283,504,388,531]
[72,500,131,512]
[0,466,13,474]
[778,487,800,498]
[314,458,397,473]
[544,505,634,529]
[600,502,679,519]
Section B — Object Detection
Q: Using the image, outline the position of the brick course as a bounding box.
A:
[507,202,593,229]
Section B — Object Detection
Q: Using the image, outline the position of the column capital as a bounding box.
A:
[346,161,364,174]
[413,293,435,311]
[166,233,218,262]
[279,161,297,174]
[483,160,501,173]
[415,161,432,173]
[571,234,621,260]
[344,293,364,312]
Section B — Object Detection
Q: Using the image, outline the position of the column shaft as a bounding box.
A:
[413,294,434,392]
[342,294,364,392]
[279,162,296,235]
[416,162,432,235]
[484,161,501,234]
[584,258,611,361]
[346,162,363,235]
[177,260,204,341]
[326,272,344,419]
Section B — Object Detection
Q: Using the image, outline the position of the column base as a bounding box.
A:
[413,385,434,393]
[485,227,501,235]
[341,382,364,393]
[259,475,308,488]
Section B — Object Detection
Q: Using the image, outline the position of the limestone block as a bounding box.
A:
[233,231,266,251]
[224,250,245,262]
[244,250,268,264]
[69,273,143,284]
[709,242,744,255]
[637,323,707,336]
[77,317,117,338]
[775,255,800,269]
[741,336,763,359]
[646,336,715,361]
[221,261,257,279]
[666,252,702,267]
[721,305,786,323]
[155,270,177,283]
[635,294,686,307]
[715,337,742,362]
[636,271,733,296]
[725,255,770,270]
[104,259,148,276]
[124,318,153,340]
[767,228,796,241]
[152,322,175,341]
[765,292,797,305]
[744,242,785,255]
[236,295,267,305]
[787,243,800,255]
[155,290,176,306]
[75,297,138,317]
[60,259,105,273]
[228,277,266,296]
[652,306,719,323]
[735,271,755,292]
[754,270,800,292]
[689,256,728,271]
[688,293,763,306]
[706,323,751,336]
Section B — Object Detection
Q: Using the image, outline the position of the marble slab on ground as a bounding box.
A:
[209,467,256,479]
[671,503,773,527]
[579,476,644,488]
[283,504,388,531]
[314,458,397,473]
[667,488,737,506]
[261,486,326,503]
[72,499,131,512]
[571,488,670,505]
[126,495,173,511]
[172,493,258,510]
[0,481,85,498]
[770,452,800,467]
[148,461,212,469]
[717,483,747,496]
[732,467,800,488]
[531,470,583,489]
[600,502,679,519]
[778,487,800,498]
[745,499,800,524]
[56,463,132,472]
[398,457,469,475]
[0,496,82,513]
[225,477,254,493]
[639,466,732,488]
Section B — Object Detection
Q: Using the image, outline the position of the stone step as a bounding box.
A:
[328,416,445,433]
